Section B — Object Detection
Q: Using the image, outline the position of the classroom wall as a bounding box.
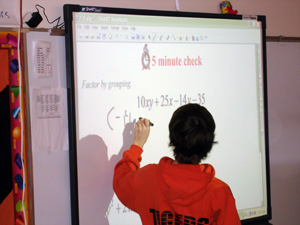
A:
[267,42,300,225]
[22,0,300,37]
[19,1,300,225]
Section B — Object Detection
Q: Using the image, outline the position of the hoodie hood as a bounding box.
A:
[157,157,215,206]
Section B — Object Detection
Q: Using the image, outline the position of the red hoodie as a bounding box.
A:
[113,145,241,225]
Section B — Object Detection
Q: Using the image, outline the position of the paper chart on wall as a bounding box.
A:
[31,87,68,152]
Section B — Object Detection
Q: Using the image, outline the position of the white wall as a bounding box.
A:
[22,0,300,37]
[267,42,300,225]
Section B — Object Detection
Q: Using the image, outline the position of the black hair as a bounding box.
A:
[169,104,217,164]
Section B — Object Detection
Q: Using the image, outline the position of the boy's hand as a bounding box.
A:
[132,118,150,148]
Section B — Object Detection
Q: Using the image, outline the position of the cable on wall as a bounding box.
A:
[35,4,64,29]
[175,0,180,11]
[25,4,65,29]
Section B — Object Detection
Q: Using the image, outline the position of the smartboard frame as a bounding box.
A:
[63,4,271,225]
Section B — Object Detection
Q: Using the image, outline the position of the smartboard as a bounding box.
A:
[64,5,271,224]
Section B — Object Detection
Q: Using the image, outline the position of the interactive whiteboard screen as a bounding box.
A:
[64,5,271,225]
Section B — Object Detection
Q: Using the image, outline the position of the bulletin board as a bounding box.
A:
[0,30,29,225]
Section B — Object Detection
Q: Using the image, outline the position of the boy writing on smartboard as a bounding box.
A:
[113,103,241,225]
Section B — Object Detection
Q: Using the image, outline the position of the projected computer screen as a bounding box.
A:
[64,5,271,225]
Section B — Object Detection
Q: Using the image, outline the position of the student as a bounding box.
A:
[113,103,241,225]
